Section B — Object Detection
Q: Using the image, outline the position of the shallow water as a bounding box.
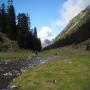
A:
[0,56,56,89]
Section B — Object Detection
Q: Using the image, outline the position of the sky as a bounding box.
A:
[0,0,90,43]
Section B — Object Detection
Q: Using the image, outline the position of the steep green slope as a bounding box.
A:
[0,32,18,52]
[56,7,90,41]
[44,7,90,50]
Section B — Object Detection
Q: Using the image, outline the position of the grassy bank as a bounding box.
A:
[0,50,35,61]
[11,47,90,90]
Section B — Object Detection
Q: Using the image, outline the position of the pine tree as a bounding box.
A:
[32,27,42,51]
[7,0,17,40]
[33,27,37,38]
[17,13,31,49]
[0,8,2,32]
[17,13,29,33]
[37,38,42,51]
[0,3,7,33]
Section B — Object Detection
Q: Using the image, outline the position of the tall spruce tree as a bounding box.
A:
[33,27,37,38]
[0,8,2,32]
[0,3,7,33]
[7,0,17,40]
[17,13,29,33]
[17,13,31,49]
[32,27,42,51]
[37,39,42,52]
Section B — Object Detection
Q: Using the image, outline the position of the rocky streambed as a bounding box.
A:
[0,56,56,89]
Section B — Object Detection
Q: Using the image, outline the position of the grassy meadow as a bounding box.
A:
[0,50,35,61]
[10,46,90,90]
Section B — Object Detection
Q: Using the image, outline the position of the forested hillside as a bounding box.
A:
[44,6,90,50]
[0,0,41,52]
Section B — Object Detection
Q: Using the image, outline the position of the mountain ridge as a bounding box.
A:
[44,6,90,50]
[56,6,90,41]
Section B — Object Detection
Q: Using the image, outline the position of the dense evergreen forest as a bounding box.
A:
[0,0,42,52]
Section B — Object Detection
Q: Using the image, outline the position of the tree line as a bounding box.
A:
[0,1,42,52]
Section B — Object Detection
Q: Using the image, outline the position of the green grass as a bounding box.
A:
[11,47,90,90]
[0,50,35,61]
[38,49,59,58]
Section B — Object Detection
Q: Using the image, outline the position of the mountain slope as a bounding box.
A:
[56,6,90,41]
[0,32,18,52]
[44,6,90,50]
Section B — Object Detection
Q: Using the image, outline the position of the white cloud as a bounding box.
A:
[54,0,90,26]
[38,26,53,43]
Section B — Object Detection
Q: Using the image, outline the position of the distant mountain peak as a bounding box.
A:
[42,39,53,48]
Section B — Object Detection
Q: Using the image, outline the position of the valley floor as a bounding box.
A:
[10,46,90,90]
